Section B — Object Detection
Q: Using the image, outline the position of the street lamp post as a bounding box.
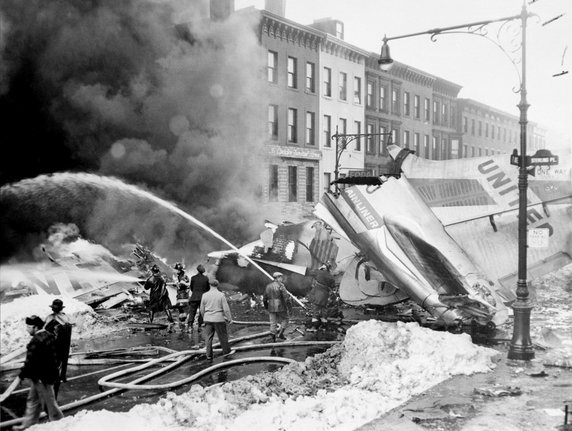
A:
[331,126,392,195]
[378,1,558,360]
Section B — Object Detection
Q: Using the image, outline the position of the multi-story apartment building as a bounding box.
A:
[457,98,546,158]
[211,0,547,220]
[259,9,324,221]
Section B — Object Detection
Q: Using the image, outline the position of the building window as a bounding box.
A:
[323,172,331,193]
[414,132,420,153]
[442,137,447,159]
[339,72,347,101]
[366,81,374,108]
[305,111,315,145]
[267,50,277,83]
[450,106,456,127]
[288,108,297,143]
[414,95,420,119]
[379,85,387,111]
[335,21,344,39]
[287,56,297,89]
[354,76,362,104]
[424,98,430,122]
[442,104,448,126]
[424,135,430,158]
[306,167,314,202]
[471,119,475,135]
[338,117,347,135]
[491,124,495,139]
[306,62,315,93]
[463,116,468,133]
[366,123,375,154]
[485,123,489,138]
[432,136,438,160]
[478,121,482,136]
[323,67,332,97]
[288,166,297,202]
[391,128,398,145]
[323,115,331,147]
[433,101,439,124]
[380,125,388,154]
[403,92,410,116]
[269,165,278,202]
[391,89,399,114]
[403,130,410,148]
[354,121,361,151]
[268,105,278,139]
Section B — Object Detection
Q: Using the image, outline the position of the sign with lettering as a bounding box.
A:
[528,228,549,248]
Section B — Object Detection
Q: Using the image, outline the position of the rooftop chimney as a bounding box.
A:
[210,0,235,21]
[265,0,285,17]
[309,18,344,40]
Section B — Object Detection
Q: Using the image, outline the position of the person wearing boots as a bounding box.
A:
[186,264,210,331]
[44,299,73,399]
[144,264,173,323]
[263,272,291,342]
[199,280,234,360]
[12,315,64,430]
[306,263,335,332]
[173,263,190,324]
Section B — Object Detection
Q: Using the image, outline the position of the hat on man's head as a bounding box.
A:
[210,279,219,287]
[50,299,64,311]
[174,262,184,271]
[151,264,160,273]
[25,315,44,328]
[273,272,283,278]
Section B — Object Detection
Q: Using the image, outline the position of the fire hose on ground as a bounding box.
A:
[0,329,340,429]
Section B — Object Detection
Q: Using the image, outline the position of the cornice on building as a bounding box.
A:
[321,34,369,64]
[260,10,325,50]
[433,77,462,98]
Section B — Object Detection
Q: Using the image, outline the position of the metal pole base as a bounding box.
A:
[508,300,535,360]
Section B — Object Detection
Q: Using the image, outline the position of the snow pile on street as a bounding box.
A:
[0,295,117,356]
[33,320,498,431]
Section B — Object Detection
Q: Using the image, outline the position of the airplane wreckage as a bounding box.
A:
[2,145,571,332]
[210,145,572,330]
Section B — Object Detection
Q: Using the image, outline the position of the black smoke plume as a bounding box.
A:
[0,0,268,263]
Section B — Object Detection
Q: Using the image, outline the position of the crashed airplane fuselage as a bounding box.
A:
[315,145,572,327]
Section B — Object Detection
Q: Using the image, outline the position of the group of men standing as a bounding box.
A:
[143,263,234,359]
[1,299,72,430]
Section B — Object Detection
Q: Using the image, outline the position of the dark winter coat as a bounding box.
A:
[19,329,59,384]
[189,273,210,302]
[263,280,291,313]
[308,268,335,307]
[144,274,171,312]
[44,314,72,381]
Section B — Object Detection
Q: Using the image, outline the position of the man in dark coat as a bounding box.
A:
[144,264,173,323]
[263,272,291,342]
[173,262,190,323]
[185,264,210,330]
[307,264,336,332]
[13,315,64,430]
[44,299,73,399]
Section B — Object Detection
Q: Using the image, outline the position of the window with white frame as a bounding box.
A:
[323,67,332,97]
[354,76,362,104]
[366,81,374,108]
[269,165,278,202]
[339,72,347,101]
[268,105,278,139]
[288,108,297,143]
[306,62,315,93]
[414,95,420,119]
[323,115,331,147]
[354,120,361,151]
[287,56,297,89]
[366,123,375,154]
[305,111,315,146]
[267,51,277,83]
[403,92,410,116]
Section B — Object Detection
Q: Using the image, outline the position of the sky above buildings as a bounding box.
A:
[236,0,572,151]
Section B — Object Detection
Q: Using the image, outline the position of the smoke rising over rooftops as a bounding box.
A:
[0,0,268,262]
